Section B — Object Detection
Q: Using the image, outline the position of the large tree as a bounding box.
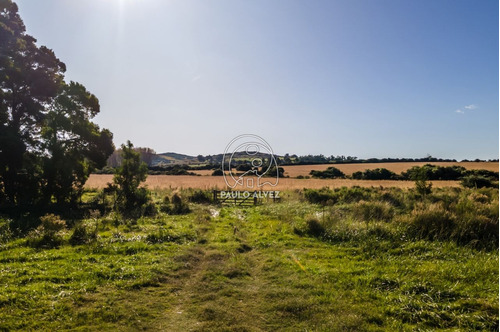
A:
[0,0,114,208]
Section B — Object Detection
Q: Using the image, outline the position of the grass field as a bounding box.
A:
[86,162,496,190]
[0,187,498,331]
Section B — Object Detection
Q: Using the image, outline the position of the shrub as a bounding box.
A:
[170,193,190,214]
[452,194,499,249]
[453,215,498,249]
[0,217,12,244]
[112,141,153,218]
[460,175,495,189]
[142,201,158,216]
[40,213,66,233]
[405,204,455,241]
[334,186,372,203]
[160,196,171,213]
[27,214,66,248]
[351,168,398,180]
[236,164,252,172]
[410,167,432,197]
[464,169,499,180]
[69,223,97,245]
[189,190,212,204]
[351,201,394,222]
[309,167,345,179]
[306,218,326,237]
[402,164,467,181]
[304,188,336,205]
[212,169,224,176]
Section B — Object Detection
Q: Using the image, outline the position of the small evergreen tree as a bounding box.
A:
[413,168,432,198]
[113,141,150,216]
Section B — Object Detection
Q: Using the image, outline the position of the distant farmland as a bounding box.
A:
[191,161,499,177]
[86,174,463,190]
[86,162,497,190]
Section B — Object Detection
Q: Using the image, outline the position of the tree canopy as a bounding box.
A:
[0,0,114,209]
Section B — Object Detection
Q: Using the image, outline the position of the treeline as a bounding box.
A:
[307,165,499,188]
[102,149,499,171]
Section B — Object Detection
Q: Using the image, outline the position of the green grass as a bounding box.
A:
[0,188,498,331]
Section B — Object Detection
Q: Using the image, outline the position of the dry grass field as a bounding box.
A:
[86,174,461,190]
[87,162,497,190]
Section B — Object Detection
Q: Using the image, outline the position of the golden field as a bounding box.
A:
[86,174,462,190]
[86,162,497,190]
[86,162,498,190]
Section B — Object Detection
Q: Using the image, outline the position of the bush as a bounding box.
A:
[464,169,499,180]
[189,190,212,204]
[160,196,171,213]
[306,218,326,237]
[304,187,372,205]
[170,193,190,214]
[351,201,394,222]
[461,175,495,189]
[304,188,336,205]
[309,167,345,179]
[406,204,455,241]
[0,217,12,244]
[452,193,498,249]
[351,168,398,180]
[334,187,372,203]
[212,169,224,176]
[27,214,66,248]
[69,223,97,245]
[402,164,466,180]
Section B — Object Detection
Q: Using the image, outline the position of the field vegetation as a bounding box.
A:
[0,185,498,331]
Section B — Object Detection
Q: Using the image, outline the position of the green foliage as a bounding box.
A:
[402,164,499,182]
[0,187,498,330]
[112,141,151,217]
[304,187,372,205]
[305,218,326,237]
[351,168,398,180]
[411,167,432,197]
[69,223,97,245]
[0,217,12,244]
[211,169,224,176]
[460,175,495,188]
[189,190,212,204]
[27,214,66,248]
[170,193,190,215]
[262,165,285,178]
[304,188,337,205]
[309,167,345,179]
[351,200,394,222]
[405,203,456,241]
[0,2,114,208]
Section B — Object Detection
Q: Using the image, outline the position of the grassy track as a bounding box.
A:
[0,199,498,331]
[0,204,498,331]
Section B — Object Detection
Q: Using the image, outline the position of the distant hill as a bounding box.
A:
[151,152,198,166]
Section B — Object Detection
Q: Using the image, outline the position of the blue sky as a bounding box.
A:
[16,0,499,159]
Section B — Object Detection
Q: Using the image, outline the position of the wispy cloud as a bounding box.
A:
[455,104,478,114]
